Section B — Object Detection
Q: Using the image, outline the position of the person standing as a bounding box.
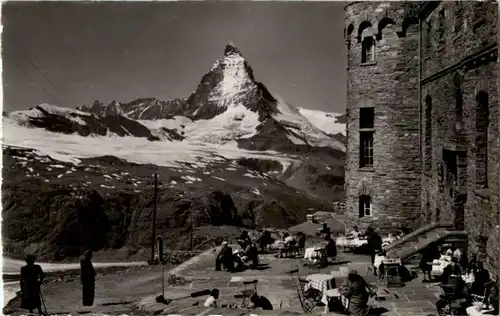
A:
[20,254,46,315]
[80,250,96,306]
[365,227,382,275]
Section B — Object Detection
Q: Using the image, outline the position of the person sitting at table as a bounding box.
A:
[204,289,219,307]
[466,254,478,274]
[469,261,491,296]
[487,279,499,315]
[441,257,462,284]
[297,232,306,255]
[249,293,273,310]
[349,226,361,238]
[243,241,259,269]
[325,234,337,259]
[341,270,369,316]
[318,223,331,237]
[215,241,235,272]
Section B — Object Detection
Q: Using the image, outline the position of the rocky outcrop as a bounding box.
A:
[2,146,332,261]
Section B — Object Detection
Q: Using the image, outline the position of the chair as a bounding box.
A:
[289,269,317,313]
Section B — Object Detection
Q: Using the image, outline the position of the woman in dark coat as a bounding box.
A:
[80,250,96,306]
[20,254,45,315]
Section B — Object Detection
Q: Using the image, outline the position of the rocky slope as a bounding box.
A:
[2,146,335,260]
[2,43,345,261]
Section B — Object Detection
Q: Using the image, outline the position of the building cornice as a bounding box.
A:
[421,43,497,85]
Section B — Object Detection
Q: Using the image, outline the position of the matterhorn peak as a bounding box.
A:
[224,42,242,57]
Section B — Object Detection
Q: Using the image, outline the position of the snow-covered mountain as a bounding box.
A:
[2,43,346,261]
[5,43,345,154]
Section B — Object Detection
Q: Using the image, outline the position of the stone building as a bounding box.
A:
[344,2,422,232]
[344,1,499,275]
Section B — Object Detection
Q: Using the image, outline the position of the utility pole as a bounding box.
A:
[151,173,158,264]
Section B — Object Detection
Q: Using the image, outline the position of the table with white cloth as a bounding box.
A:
[466,306,496,316]
[431,255,452,276]
[304,273,336,305]
[462,273,475,284]
[304,246,325,264]
[335,237,368,251]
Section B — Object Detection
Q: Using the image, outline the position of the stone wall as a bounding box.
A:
[420,1,499,277]
[344,2,422,233]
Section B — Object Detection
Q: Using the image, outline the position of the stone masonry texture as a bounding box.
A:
[344,1,499,277]
[344,2,422,233]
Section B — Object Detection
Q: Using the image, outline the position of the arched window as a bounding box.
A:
[438,8,445,44]
[361,36,375,63]
[424,96,432,171]
[377,17,396,40]
[357,21,372,43]
[454,1,463,33]
[453,72,464,131]
[475,91,489,188]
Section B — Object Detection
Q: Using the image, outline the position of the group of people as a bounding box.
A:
[18,250,96,315]
[215,231,260,272]
[203,288,273,311]
[418,243,500,315]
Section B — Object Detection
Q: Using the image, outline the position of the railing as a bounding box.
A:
[383,222,453,252]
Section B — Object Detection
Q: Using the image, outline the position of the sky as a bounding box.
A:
[2,1,346,114]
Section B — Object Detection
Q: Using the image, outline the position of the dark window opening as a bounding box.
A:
[436,208,441,223]
[438,9,445,43]
[424,96,432,171]
[360,107,375,129]
[426,20,433,50]
[475,91,489,188]
[359,195,372,218]
[455,87,463,128]
[360,131,374,168]
[454,2,463,33]
[443,149,458,198]
[426,203,432,222]
[361,36,375,63]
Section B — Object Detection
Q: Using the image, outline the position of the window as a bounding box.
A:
[454,2,463,33]
[475,91,489,188]
[438,9,445,43]
[361,36,375,63]
[435,208,441,223]
[424,96,432,171]
[426,20,433,50]
[426,203,432,222]
[359,195,372,217]
[455,86,463,128]
[360,108,374,129]
[360,131,374,168]
[443,149,458,198]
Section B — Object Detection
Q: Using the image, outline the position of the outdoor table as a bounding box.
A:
[431,255,452,276]
[466,305,496,316]
[462,273,475,284]
[304,246,325,263]
[325,288,349,310]
[305,273,336,305]
[335,237,367,250]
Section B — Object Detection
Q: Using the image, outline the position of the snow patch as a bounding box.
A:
[212,176,226,182]
[298,108,346,136]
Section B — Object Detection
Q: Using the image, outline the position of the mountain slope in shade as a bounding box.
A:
[7,103,162,141]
